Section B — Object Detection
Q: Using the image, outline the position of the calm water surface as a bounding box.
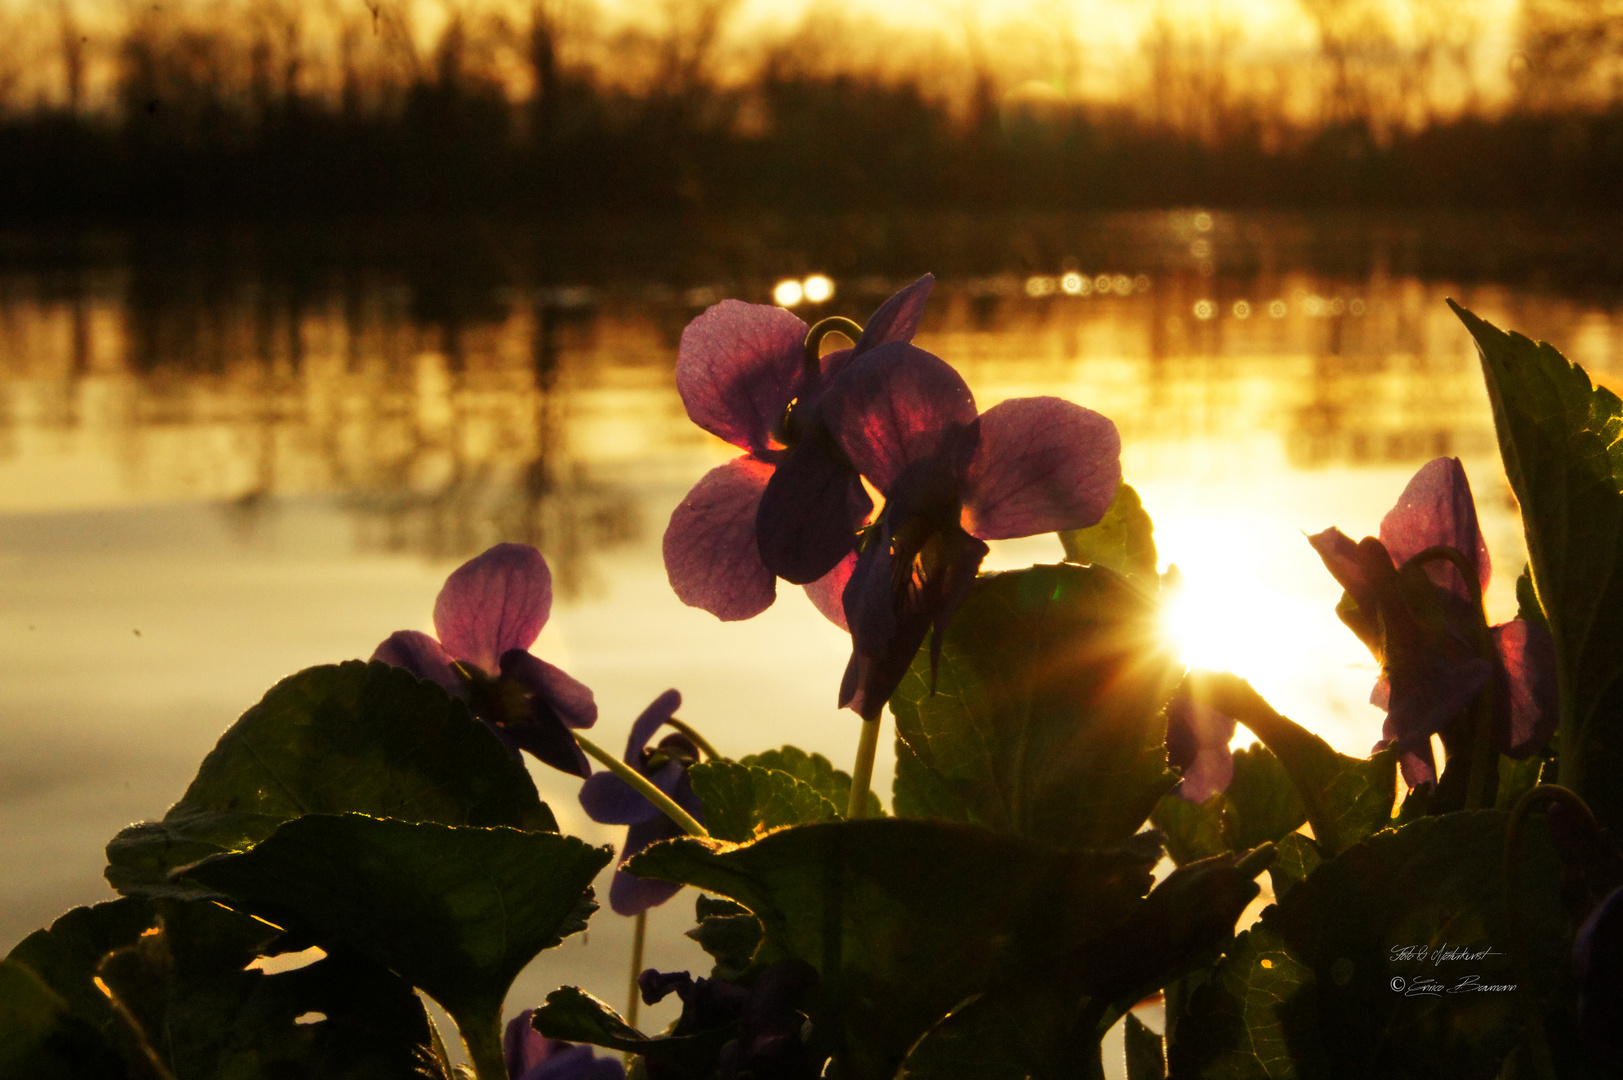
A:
[4,215,1621,1057]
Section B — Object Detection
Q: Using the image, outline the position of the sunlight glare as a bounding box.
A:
[773,279,804,307]
[802,274,834,303]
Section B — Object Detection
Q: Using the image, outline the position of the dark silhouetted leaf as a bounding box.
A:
[1060,482,1158,589]
[1150,792,1228,866]
[0,958,130,1079]
[4,897,156,1052]
[1185,671,1396,854]
[95,900,450,1080]
[1451,303,1623,832]
[686,895,762,980]
[186,814,610,1066]
[532,986,732,1075]
[107,661,556,897]
[1267,833,1324,903]
[889,564,1181,850]
[629,819,1158,1080]
[1123,1012,1166,1080]
[1151,745,1307,867]
[741,746,881,818]
[1173,811,1568,1079]
[688,761,840,842]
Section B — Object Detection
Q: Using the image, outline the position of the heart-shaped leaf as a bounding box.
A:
[740,746,882,818]
[185,814,610,1074]
[688,761,840,842]
[107,661,556,898]
[889,563,1182,849]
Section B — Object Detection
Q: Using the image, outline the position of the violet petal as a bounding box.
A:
[853,274,934,354]
[823,342,977,494]
[1379,456,1491,601]
[626,689,684,762]
[1400,746,1438,788]
[677,301,808,456]
[803,551,857,631]
[664,457,778,621]
[579,772,661,826]
[497,708,591,778]
[1385,652,1493,747]
[503,1010,552,1080]
[501,649,599,730]
[1181,747,1236,804]
[755,432,872,585]
[371,630,459,692]
[434,543,554,676]
[1494,619,1559,758]
[960,397,1123,540]
[611,818,685,915]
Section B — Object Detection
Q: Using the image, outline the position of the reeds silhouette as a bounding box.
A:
[2,0,1623,221]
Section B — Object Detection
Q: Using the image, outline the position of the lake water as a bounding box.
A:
[3,212,1619,1066]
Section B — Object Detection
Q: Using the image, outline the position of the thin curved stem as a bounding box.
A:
[846,715,882,819]
[663,717,722,761]
[575,732,710,839]
[803,316,863,374]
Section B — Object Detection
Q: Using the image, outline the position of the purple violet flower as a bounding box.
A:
[504,1009,625,1080]
[822,341,1122,717]
[578,690,706,915]
[1308,457,1557,787]
[372,543,598,777]
[1166,696,1237,803]
[663,277,935,622]
[638,961,825,1080]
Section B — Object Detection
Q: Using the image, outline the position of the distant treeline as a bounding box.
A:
[4,0,1623,222]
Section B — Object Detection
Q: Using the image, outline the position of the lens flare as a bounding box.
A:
[802,274,834,303]
[773,279,804,307]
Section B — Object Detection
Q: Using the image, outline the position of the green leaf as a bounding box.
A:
[685,895,762,979]
[889,564,1182,849]
[1123,1012,1166,1080]
[184,814,611,1069]
[1172,811,1568,1079]
[1450,302,1623,831]
[1266,833,1324,903]
[4,898,156,1047]
[0,958,130,1079]
[1060,482,1158,589]
[531,986,733,1076]
[1223,744,1309,852]
[741,746,881,819]
[897,846,1271,1080]
[1152,745,1308,867]
[1185,672,1396,854]
[688,761,840,843]
[1150,792,1228,866]
[892,736,974,823]
[107,661,557,898]
[94,900,451,1080]
[628,819,1159,1080]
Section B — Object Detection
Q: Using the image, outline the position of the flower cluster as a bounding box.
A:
[665,278,1123,718]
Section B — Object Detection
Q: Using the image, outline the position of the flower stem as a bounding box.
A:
[575,732,710,839]
[846,715,882,819]
[663,717,722,761]
[460,1013,509,1080]
[803,316,864,374]
[626,909,647,1035]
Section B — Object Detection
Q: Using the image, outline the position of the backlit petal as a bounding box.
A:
[961,398,1122,540]
[610,818,684,915]
[1379,457,1491,601]
[803,551,857,631]
[853,274,934,354]
[371,630,458,692]
[501,650,598,730]
[677,301,808,455]
[434,543,553,675]
[664,457,777,621]
[1494,619,1558,758]
[823,342,977,493]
